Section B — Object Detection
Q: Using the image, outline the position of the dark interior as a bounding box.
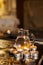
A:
[17,0,43,38]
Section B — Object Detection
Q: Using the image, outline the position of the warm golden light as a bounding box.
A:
[7,29,11,34]
[0,0,5,16]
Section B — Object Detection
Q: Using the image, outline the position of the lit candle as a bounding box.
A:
[7,29,11,34]
[23,46,30,51]
[24,46,27,48]
[23,51,30,61]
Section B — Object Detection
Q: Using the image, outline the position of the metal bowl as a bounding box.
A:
[31,45,37,51]
[23,51,31,61]
[31,51,39,60]
[14,51,22,61]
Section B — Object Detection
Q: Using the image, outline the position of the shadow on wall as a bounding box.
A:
[24,0,43,30]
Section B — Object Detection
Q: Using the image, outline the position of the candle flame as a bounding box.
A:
[7,30,11,34]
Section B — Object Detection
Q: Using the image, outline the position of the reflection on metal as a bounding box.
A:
[0,0,5,16]
[0,0,17,17]
[5,0,17,17]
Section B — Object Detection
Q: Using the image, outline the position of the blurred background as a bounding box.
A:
[0,0,43,30]
[0,0,43,37]
[0,0,43,65]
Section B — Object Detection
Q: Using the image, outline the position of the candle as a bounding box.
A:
[7,29,11,34]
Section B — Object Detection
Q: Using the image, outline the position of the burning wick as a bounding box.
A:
[24,46,29,50]
[23,46,30,51]
[24,46,27,49]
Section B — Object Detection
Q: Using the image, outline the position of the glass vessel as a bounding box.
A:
[13,29,39,64]
[14,29,31,52]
